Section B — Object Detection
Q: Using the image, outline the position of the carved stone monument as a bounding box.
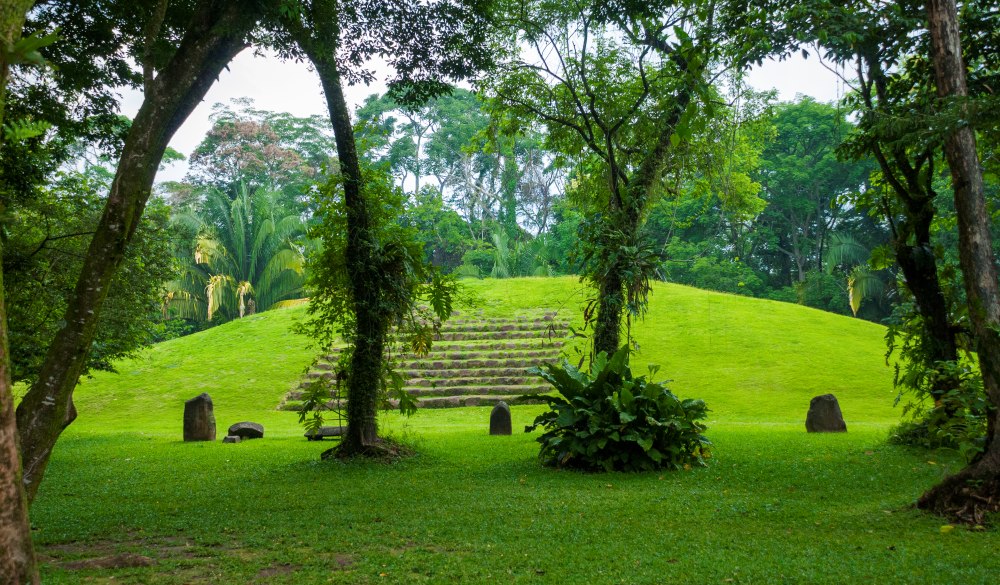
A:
[183,393,216,441]
[490,401,512,435]
[806,394,847,433]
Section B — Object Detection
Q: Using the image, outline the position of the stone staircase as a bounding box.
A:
[279,311,570,411]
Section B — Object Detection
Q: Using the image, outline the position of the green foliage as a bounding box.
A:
[399,187,475,272]
[187,99,335,199]
[888,362,988,462]
[526,348,710,472]
[165,186,309,323]
[2,119,51,142]
[885,294,986,460]
[298,164,458,424]
[3,167,175,384]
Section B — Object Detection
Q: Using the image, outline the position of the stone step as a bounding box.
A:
[445,313,561,324]
[399,394,548,408]
[396,348,561,362]
[431,330,565,342]
[395,357,552,371]
[437,321,571,334]
[398,366,538,379]
[314,341,564,366]
[284,310,570,411]
[406,376,535,388]
[402,340,564,352]
[402,384,551,397]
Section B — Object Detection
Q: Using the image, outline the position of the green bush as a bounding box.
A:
[526,348,711,472]
[887,360,988,462]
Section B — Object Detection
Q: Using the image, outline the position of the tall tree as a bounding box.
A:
[795,0,968,414]
[0,0,41,580]
[276,0,495,455]
[187,99,335,200]
[15,0,263,503]
[917,0,1000,523]
[489,0,719,356]
[756,98,869,285]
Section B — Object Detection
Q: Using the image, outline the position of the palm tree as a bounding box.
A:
[165,186,309,322]
[823,233,889,317]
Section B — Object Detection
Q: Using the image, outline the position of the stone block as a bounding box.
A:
[490,401,512,435]
[806,394,847,432]
[183,393,216,442]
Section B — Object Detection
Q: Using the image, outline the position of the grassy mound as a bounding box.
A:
[26,277,998,583]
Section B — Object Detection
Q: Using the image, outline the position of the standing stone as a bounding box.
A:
[806,394,847,433]
[183,393,216,441]
[228,421,264,439]
[490,401,512,435]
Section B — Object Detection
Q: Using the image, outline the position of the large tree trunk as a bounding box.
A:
[893,214,960,406]
[0,1,41,581]
[286,0,385,453]
[592,262,624,356]
[15,0,257,503]
[0,270,36,585]
[917,0,1000,523]
[591,72,693,358]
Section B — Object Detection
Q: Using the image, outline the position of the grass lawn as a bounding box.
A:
[26,278,1000,583]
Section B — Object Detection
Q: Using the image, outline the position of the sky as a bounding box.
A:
[125,47,846,183]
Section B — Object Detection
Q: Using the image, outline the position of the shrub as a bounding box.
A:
[526,348,710,472]
[887,361,988,462]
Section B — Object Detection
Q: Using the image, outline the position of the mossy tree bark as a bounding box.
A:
[15,0,259,503]
[0,1,42,581]
[284,0,385,452]
[917,0,1000,523]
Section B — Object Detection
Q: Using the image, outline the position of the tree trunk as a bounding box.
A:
[917,0,1000,523]
[0,265,37,585]
[287,0,385,453]
[894,237,960,403]
[0,2,42,580]
[591,76,693,358]
[592,264,624,356]
[15,0,257,503]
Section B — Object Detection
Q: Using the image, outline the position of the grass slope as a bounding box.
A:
[28,277,998,584]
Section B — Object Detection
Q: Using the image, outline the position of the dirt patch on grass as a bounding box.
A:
[256,563,299,578]
[321,436,416,462]
[63,553,155,570]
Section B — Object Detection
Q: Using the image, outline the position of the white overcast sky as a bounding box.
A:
[125,47,845,183]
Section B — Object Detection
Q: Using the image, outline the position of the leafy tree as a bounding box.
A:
[166,186,308,323]
[795,0,970,423]
[489,0,772,356]
[275,0,495,456]
[399,187,474,273]
[15,0,264,502]
[489,0,715,356]
[357,88,565,243]
[755,98,871,285]
[6,166,175,385]
[187,98,335,204]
